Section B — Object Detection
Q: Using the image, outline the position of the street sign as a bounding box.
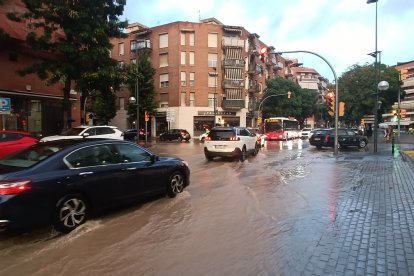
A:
[166,109,175,122]
[0,97,11,114]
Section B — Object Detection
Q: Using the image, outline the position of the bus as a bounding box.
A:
[263,117,300,140]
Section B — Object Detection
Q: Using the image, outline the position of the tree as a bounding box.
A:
[7,0,128,129]
[126,51,157,128]
[338,63,401,125]
[263,77,319,127]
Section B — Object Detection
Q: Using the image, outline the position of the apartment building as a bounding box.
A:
[0,1,80,135]
[382,60,414,129]
[110,18,292,138]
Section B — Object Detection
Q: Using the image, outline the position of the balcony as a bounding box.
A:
[222,99,245,109]
[131,40,151,51]
[223,59,245,68]
[223,79,245,88]
[222,37,244,48]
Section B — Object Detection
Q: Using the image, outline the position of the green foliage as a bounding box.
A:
[92,90,116,124]
[338,63,400,124]
[7,0,128,128]
[263,77,319,126]
[126,51,157,125]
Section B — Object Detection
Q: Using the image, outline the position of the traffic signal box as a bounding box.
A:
[339,102,345,117]
[327,92,335,116]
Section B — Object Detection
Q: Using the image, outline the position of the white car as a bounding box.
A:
[301,128,312,139]
[203,126,259,162]
[40,125,123,142]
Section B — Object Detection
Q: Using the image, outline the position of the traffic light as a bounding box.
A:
[339,102,345,117]
[392,110,398,117]
[260,46,267,63]
[326,92,335,116]
[144,111,150,122]
[287,91,291,99]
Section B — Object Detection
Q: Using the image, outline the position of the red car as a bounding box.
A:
[0,130,39,158]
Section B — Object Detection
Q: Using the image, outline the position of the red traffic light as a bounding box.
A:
[260,47,267,55]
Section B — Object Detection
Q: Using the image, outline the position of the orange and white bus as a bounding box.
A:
[263,117,300,140]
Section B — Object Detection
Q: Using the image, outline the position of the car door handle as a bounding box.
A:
[79,171,94,176]
[124,167,137,171]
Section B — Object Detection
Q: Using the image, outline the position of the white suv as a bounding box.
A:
[40,125,123,142]
[204,127,259,161]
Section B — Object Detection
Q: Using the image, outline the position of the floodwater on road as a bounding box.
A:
[0,139,359,275]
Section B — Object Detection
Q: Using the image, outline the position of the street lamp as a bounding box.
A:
[258,92,290,118]
[129,43,140,142]
[213,67,217,126]
[270,50,339,155]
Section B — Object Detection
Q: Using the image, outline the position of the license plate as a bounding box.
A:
[215,145,226,149]
[314,138,320,141]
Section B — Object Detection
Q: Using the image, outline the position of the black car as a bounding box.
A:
[159,129,191,141]
[309,128,368,149]
[122,128,150,141]
[0,139,190,233]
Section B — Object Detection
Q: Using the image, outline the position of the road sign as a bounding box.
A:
[166,109,175,122]
[0,97,11,114]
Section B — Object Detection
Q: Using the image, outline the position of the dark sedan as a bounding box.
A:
[159,129,191,142]
[122,128,150,141]
[0,139,190,233]
[309,128,368,149]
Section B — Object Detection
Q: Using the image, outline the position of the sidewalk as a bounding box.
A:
[303,133,414,275]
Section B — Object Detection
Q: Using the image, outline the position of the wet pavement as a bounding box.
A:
[1,135,414,275]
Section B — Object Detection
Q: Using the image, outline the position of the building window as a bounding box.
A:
[189,33,195,46]
[208,93,216,107]
[159,53,168,67]
[208,72,218,87]
[190,72,195,86]
[180,32,185,46]
[159,33,168,48]
[160,93,169,107]
[181,51,186,65]
[208,33,218,48]
[189,51,195,65]
[190,92,195,107]
[181,71,186,86]
[181,92,186,107]
[208,53,218,68]
[160,74,169,88]
[118,42,124,56]
[130,40,137,51]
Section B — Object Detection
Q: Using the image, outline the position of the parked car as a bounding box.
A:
[309,128,368,149]
[40,125,123,142]
[0,139,190,233]
[122,128,150,141]
[204,126,258,161]
[159,129,191,141]
[0,130,39,158]
[300,128,313,139]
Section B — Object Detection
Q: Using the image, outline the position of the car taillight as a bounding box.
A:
[229,136,240,141]
[205,136,211,141]
[0,180,31,195]
[325,135,330,141]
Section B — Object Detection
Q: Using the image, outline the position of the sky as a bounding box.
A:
[121,0,413,82]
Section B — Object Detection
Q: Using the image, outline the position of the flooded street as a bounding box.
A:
[0,139,358,275]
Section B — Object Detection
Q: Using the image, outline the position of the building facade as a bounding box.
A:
[110,18,316,137]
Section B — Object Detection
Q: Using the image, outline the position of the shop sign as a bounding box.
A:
[0,97,11,114]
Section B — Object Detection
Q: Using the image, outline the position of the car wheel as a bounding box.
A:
[252,144,259,156]
[160,136,165,141]
[178,136,183,142]
[200,137,205,143]
[53,194,88,233]
[167,171,185,198]
[239,147,246,162]
[359,140,367,148]
[205,152,213,161]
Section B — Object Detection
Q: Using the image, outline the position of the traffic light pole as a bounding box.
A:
[272,50,339,155]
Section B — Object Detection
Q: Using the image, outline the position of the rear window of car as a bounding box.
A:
[209,129,236,141]
[0,144,62,167]
[0,133,24,142]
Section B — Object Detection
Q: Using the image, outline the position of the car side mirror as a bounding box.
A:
[82,133,90,139]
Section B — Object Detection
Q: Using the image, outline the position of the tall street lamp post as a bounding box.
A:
[258,92,290,119]
[213,67,217,126]
[271,50,339,155]
[367,0,380,152]
[129,44,139,142]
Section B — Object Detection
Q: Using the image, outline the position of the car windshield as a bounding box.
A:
[0,144,62,168]
[61,127,84,136]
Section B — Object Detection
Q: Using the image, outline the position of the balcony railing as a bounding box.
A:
[223,59,245,67]
[222,38,244,48]
[222,99,245,109]
[131,40,151,51]
[223,79,245,88]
